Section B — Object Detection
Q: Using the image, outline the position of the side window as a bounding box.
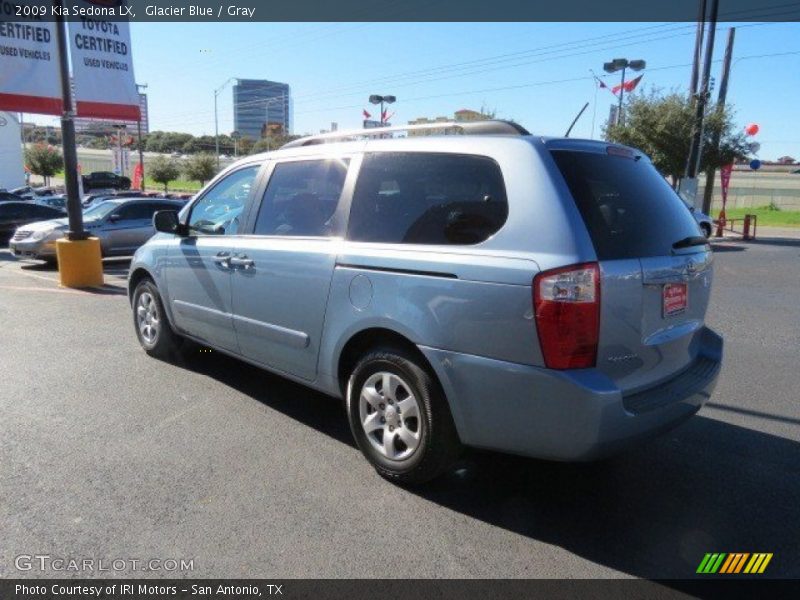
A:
[115,202,156,221]
[253,159,349,237]
[348,152,508,245]
[188,165,259,235]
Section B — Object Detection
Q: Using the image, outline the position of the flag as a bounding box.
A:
[132,162,144,191]
[612,74,644,95]
[362,109,371,118]
[384,111,395,123]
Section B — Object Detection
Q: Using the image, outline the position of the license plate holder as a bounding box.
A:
[663,283,688,317]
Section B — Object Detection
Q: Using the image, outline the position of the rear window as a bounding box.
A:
[348,152,507,245]
[551,149,701,260]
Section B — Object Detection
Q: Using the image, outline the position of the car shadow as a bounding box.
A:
[747,237,800,248]
[710,243,746,253]
[168,347,800,580]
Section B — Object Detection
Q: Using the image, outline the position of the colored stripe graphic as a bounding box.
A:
[697,553,727,573]
[700,552,773,574]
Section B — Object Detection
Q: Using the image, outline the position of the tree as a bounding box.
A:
[250,134,301,154]
[183,153,217,186]
[605,88,749,188]
[25,143,63,185]
[149,155,181,192]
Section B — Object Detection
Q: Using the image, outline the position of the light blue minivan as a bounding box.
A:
[128,121,722,484]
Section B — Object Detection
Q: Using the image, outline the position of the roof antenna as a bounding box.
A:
[565,102,590,137]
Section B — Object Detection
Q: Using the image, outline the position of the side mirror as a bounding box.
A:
[108,213,120,222]
[153,210,186,235]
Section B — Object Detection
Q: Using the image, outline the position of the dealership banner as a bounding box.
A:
[68,0,140,120]
[0,1,62,115]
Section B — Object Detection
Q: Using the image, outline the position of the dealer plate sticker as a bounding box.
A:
[663,283,688,317]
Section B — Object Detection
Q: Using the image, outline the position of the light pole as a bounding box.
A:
[214,77,235,169]
[603,58,645,125]
[369,94,396,125]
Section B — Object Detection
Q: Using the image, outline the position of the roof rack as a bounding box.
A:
[280,119,530,149]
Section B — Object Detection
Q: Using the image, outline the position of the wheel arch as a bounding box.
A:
[128,266,154,304]
[336,327,437,399]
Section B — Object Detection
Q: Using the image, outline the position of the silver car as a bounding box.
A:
[128,122,722,484]
[10,198,184,262]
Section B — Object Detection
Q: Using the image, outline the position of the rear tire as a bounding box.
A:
[347,347,461,485]
[132,278,182,359]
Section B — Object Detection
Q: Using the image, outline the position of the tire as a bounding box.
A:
[346,347,461,485]
[701,222,712,238]
[132,278,182,359]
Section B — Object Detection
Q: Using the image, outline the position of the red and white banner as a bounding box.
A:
[68,1,140,120]
[0,5,62,115]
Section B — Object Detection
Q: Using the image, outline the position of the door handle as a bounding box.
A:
[213,251,231,267]
[229,255,255,269]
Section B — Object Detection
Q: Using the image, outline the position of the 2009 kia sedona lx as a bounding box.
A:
[128,121,722,484]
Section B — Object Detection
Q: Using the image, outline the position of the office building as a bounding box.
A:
[233,79,291,139]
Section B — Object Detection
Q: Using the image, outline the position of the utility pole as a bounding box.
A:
[689,0,707,100]
[701,27,736,214]
[53,0,86,241]
[685,0,719,185]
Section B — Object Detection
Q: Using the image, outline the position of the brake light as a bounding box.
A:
[533,262,600,370]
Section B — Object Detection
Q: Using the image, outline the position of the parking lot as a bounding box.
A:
[1,235,798,580]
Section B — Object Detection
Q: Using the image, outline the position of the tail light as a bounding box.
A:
[533,262,600,369]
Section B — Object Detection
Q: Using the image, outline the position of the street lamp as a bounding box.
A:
[603,58,645,125]
[214,77,235,168]
[369,94,396,125]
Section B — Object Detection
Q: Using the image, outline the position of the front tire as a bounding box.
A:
[132,278,182,359]
[347,347,461,485]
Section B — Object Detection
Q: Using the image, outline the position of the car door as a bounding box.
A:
[103,201,157,255]
[166,164,262,352]
[229,157,353,381]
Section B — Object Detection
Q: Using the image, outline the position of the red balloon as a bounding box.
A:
[745,123,760,136]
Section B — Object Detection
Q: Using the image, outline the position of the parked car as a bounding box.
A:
[678,192,714,237]
[81,171,131,191]
[11,186,57,200]
[9,197,183,261]
[36,195,68,211]
[0,201,66,245]
[0,191,25,203]
[128,122,723,485]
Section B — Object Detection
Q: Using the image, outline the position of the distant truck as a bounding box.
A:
[81,171,131,191]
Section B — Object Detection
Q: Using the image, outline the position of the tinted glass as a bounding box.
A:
[188,165,259,235]
[254,159,348,237]
[116,202,156,221]
[348,152,508,245]
[0,203,24,218]
[551,150,702,260]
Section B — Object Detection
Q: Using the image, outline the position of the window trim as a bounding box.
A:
[243,153,360,240]
[183,162,266,237]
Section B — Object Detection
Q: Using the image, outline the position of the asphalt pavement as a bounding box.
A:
[1,235,798,580]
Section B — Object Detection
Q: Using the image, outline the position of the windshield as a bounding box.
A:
[83,201,120,221]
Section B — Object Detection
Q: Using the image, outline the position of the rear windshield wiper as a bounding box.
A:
[672,235,709,250]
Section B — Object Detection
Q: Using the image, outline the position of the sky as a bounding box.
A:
[34,19,800,160]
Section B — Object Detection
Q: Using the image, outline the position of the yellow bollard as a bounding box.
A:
[55,237,104,288]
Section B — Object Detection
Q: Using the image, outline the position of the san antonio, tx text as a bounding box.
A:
[16,584,282,596]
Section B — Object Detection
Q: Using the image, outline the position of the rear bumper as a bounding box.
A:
[420,326,722,461]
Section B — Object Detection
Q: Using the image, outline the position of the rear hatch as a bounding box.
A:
[549,141,712,394]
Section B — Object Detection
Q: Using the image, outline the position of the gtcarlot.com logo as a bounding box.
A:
[697,552,773,574]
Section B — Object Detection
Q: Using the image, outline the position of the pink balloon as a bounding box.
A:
[745,123,760,136]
